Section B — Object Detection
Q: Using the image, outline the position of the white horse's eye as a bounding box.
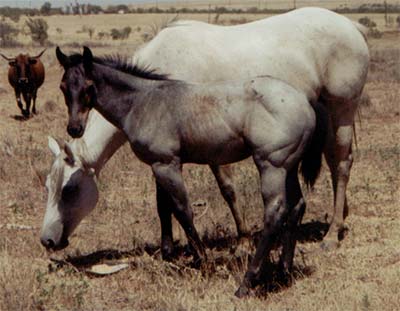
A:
[61,185,80,203]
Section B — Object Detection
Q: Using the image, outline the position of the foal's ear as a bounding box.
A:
[56,46,69,68]
[82,46,93,73]
[48,136,61,156]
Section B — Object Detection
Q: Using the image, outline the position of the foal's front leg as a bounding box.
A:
[235,162,288,297]
[156,181,174,261]
[152,161,206,266]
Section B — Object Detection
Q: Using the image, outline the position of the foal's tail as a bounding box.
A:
[300,102,328,189]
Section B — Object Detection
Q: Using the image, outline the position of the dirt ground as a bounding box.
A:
[0,10,399,311]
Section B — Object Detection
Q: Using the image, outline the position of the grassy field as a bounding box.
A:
[7,9,400,47]
[0,10,399,311]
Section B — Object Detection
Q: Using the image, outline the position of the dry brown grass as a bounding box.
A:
[0,11,399,311]
[3,8,398,47]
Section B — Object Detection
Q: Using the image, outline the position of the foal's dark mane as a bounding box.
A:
[67,53,169,81]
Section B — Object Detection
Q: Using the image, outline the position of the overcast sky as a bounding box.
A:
[0,0,168,8]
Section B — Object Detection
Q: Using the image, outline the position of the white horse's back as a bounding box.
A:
[134,7,369,102]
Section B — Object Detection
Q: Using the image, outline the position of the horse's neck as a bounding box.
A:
[93,65,163,129]
[71,111,126,173]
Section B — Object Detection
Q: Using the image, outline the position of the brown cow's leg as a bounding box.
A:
[22,92,31,118]
[32,90,38,114]
[15,90,24,116]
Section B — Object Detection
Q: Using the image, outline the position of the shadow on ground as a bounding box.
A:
[12,114,29,121]
[48,220,328,293]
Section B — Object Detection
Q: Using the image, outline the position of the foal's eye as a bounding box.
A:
[61,185,79,202]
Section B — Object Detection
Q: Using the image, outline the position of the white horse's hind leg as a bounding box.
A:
[210,165,250,239]
[322,99,358,250]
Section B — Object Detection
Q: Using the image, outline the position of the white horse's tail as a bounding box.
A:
[352,21,369,41]
[300,102,328,189]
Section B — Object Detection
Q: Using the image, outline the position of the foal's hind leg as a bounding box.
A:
[210,165,250,238]
[322,99,357,250]
[279,167,305,284]
[236,162,288,297]
[152,160,206,266]
[156,181,174,261]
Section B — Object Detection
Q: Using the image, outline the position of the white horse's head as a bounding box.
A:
[40,136,99,251]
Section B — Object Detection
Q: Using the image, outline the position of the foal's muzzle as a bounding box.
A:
[67,124,84,138]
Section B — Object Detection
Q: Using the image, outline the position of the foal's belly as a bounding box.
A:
[180,137,251,165]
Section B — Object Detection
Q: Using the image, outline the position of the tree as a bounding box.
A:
[40,2,52,16]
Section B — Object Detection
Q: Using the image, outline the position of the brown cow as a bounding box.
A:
[1,50,46,118]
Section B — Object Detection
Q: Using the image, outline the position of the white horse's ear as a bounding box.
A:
[64,142,75,165]
[48,136,61,156]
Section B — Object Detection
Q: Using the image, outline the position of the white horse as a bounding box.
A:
[41,7,369,250]
[133,7,369,249]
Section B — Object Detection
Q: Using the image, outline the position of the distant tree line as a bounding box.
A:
[0,1,399,21]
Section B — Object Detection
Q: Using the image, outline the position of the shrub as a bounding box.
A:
[369,27,383,38]
[25,18,48,46]
[110,27,131,40]
[78,25,95,39]
[97,31,109,40]
[358,16,377,28]
[358,16,382,39]
[229,17,249,25]
[0,21,20,47]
